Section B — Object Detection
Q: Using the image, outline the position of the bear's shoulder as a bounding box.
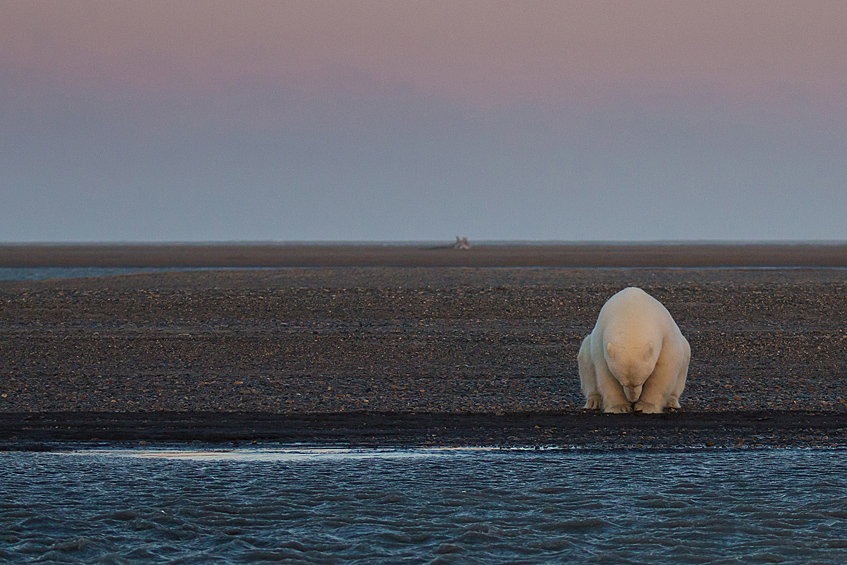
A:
[602,287,662,315]
[598,287,674,337]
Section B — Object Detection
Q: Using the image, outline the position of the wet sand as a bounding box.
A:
[1,244,847,449]
[3,411,846,451]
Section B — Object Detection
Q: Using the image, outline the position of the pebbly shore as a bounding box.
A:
[2,262,847,448]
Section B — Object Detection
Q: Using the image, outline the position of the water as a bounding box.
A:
[0,267,280,281]
[4,265,847,282]
[1,448,846,563]
[0,267,185,281]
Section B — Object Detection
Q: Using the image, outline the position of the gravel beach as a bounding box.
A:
[2,245,847,448]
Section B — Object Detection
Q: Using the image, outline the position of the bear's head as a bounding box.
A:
[605,341,659,402]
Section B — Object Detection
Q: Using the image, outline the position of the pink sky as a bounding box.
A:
[2,1,846,241]
[3,1,846,109]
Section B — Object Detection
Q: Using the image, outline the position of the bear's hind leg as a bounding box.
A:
[578,337,602,410]
[663,341,690,410]
[664,378,685,410]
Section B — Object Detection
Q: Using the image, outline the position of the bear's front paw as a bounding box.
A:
[584,395,602,410]
[604,403,633,414]
[634,401,663,414]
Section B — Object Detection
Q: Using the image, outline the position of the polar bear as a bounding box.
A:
[577,287,690,414]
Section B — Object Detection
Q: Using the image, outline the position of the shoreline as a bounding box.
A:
[2,242,847,268]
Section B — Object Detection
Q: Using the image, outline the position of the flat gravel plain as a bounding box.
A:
[2,266,847,448]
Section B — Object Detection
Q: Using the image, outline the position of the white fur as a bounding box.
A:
[578,287,690,414]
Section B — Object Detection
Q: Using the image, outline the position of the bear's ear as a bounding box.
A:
[645,342,654,358]
[606,342,615,357]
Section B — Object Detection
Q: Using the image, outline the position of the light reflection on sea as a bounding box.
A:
[1,448,846,564]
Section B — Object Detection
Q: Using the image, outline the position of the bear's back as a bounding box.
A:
[597,287,670,337]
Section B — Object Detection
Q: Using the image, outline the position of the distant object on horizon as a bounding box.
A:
[454,237,471,250]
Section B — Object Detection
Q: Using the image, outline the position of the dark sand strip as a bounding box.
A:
[2,411,846,451]
[2,243,847,268]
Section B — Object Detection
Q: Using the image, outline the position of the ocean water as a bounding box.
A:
[0,267,282,281]
[1,448,846,564]
[4,265,846,282]
[0,267,188,281]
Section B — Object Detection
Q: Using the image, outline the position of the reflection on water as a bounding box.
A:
[1,448,846,564]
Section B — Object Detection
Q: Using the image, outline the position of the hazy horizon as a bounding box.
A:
[3,1,846,242]
[4,239,847,246]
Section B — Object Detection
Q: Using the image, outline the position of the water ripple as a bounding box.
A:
[1,449,846,563]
